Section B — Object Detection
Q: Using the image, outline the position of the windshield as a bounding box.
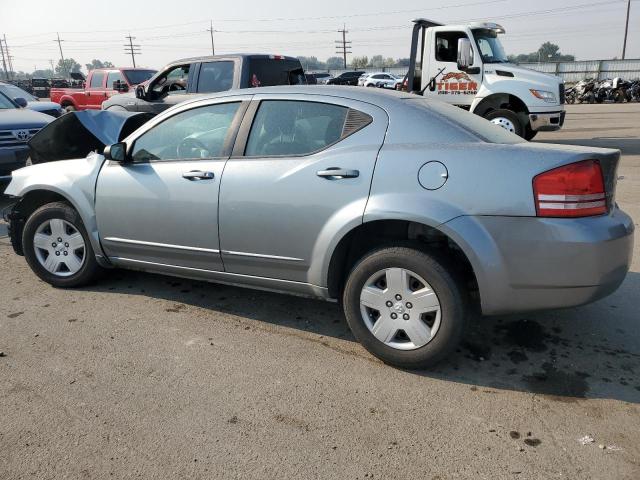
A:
[122,69,157,85]
[0,84,37,102]
[0,91,17,109]
[472,29,508,64]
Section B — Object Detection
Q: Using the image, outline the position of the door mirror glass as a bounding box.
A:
[457,38,474,71]
[104,142,128,162]
[14,97,28,108]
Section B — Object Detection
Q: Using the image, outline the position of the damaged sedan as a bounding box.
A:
[3,86,634,368]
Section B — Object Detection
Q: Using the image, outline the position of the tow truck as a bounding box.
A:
[404,19,565,139]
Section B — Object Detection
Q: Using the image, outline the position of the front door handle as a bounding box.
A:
[182,170,214,180]
[316,168,359,179]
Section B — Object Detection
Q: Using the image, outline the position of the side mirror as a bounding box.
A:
[14,97,28,108]
[457,38,474,72]
[104,142,128,163]
[135,85,146,99]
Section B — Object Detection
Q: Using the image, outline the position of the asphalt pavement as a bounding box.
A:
[1,103,639,479]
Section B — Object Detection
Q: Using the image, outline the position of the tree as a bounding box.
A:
[32,69,54,79]
[351,56,369,69]
[297,56,325,71]
[325,57,344,70]
[509,42,575,63]
[55,58,82,77]
[369,55,384,68]
[395,58,410,67]
[85,59,114,71]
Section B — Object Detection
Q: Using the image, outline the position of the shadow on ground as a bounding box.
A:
[83,268,640,404]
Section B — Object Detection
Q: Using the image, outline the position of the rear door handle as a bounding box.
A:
[182,170,214,180]
[316,168,359,179]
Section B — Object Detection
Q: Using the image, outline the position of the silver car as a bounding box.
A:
[4,86,634,368]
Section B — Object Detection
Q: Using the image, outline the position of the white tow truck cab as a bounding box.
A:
[406,19,566,140]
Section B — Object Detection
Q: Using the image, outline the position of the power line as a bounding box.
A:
[207,21,216,56]
[124,34,141,67]
[335,25,352,69]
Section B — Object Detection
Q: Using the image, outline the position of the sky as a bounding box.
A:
[1,0,638,73]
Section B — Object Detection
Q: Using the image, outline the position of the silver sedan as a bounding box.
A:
[4,86,634,368]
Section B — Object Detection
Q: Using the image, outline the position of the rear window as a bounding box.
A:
[247,58,305,87]
[408,98,524,144]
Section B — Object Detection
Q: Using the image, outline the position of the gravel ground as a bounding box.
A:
[1,103,639,479]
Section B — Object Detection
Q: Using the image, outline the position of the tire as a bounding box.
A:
[22,202,102,288]
[366,83,376,87]
[484,109,524,137]
[64,104,76,112]
[342,247,467,369]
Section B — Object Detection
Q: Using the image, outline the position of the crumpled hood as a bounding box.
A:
[0,108,53,129]
[28,110,154,164]
[487,63,562,89]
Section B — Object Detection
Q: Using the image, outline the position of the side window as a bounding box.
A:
[89,72,105,89]
[106,71,124,89]
[372,74,383,79]
[245,101,350,157]
[435,31,468,62]
[131,102,240,162]
[197,61,234,93]
[152,65,190,96]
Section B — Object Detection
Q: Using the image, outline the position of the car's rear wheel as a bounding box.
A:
[484,109,524,137]
[22,202,102,288]
[342,247,467,369]
[64,104,76,112]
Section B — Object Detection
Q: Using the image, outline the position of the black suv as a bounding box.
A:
[102,54,306,114]
[326,71,365,86]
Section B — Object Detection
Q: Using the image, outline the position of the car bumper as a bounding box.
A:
[0,146,29,176]
[529,110,566,132]
[441,209,634,315]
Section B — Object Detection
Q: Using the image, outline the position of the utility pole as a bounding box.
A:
[53,32,66,78]
[0,36,9,80]
[3,35,14,79]
[622,0,631,59]
[207,21,216,56]
[124,34,141,67]
[335,25,351,69]
[49,59,55,76]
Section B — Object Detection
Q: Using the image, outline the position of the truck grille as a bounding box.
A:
[0,128,40,148]
[559,83,565,105]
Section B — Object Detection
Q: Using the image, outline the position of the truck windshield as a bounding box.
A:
[472,29,508,64]
[122,69,157,85]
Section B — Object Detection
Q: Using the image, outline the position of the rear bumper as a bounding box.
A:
[529,110,566,132]
[440,209,634,315]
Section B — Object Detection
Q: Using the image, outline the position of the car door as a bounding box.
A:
[95,96,250,271]
[138,64,198,114]
[424,29,481,107]
[86,71,106,109]
[218,94,388,283]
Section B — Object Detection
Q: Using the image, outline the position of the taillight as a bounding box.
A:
[533,160,607,217]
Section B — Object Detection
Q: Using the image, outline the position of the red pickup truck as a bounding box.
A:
[50,68,156,112]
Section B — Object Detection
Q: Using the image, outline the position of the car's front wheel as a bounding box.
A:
[22,202,102,288]
[484,109,524,137]
[342,247,467,369]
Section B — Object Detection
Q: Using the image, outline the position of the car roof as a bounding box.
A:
[191,85,415,109]
[165,54,300,66]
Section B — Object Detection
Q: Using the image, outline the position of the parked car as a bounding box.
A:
[50,68,157,112]
[103,54,306,114]
[0,82,64,118]
[31,78,50,99]
[312,72,333,85]
[326,71,366,86]
[4,86,633,369]
[0,91,52,178]
[358,72,401,88]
